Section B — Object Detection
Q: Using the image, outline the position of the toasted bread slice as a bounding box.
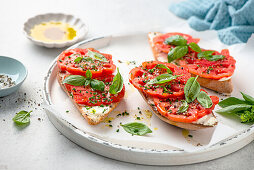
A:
[138,90,217,130]
[57,71,119,125]
[148,32,233,94]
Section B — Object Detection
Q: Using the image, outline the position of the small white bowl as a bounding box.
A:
[23,13,88,48]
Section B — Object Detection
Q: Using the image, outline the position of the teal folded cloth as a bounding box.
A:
[169,0,254,45]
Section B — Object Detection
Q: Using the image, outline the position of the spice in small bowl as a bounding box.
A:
[0,74,16,89]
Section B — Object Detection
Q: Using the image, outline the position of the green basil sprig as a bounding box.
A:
[165,35,202,63]
[13,110,32,125]
[147,74,182,85]
[216,92,254,123]
[197,51,225,61]
[121,122,152,136]
[109,68,124,94]
[179,76,213,113]
[165,35,225,62]
[63,70,105,91]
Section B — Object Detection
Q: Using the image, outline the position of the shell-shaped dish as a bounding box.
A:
[23,13,88,48]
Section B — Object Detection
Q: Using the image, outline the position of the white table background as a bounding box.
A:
[0,0,253,169]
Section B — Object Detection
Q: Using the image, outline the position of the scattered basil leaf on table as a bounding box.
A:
[177,100,189,113]
[87,50,108,62]
[90,79,105,91]
[164,35,187,46]
[216,104,252,114]
[168,46,188,63]
[184,76,200,103]
[147,74,181,85]
[155,64,172,74]
[109,68,123,94]
[121,122,152,136]
[74,57,83,63]
[197,91,213,108]
[13,111,32,125]
[63,75,87,86]
[218,97,247,108]
[188,42,202,52]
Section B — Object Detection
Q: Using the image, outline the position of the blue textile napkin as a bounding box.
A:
[169,0,254,45]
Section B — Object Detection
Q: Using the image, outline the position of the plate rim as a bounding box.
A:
[43,34,254,165]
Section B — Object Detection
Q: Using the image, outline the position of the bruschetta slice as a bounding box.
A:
[148,32,236,94]
[57,48,125,125]
[129,61,219,130]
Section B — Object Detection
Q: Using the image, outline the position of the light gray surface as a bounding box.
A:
[0,0,253,169]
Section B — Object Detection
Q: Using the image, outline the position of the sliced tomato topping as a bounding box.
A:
[64,75,125,106]
[57,48,116,78]
[178,49,236,80]
[153,32,200,53]
[153,94,219,123]
[129,61,191,98]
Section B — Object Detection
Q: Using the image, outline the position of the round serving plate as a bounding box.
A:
[43,31,254,165]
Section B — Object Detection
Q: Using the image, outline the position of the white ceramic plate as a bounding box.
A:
[23,13,88,48]
[43,32,254,165]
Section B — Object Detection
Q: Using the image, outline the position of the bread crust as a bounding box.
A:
[57,70,119,125]
[148,32,233,94]
[139,90,217,130]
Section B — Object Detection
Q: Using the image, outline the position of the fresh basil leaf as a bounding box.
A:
[168,46,188,63]
[164,35,187,46]
[86,69,92,79]
[216,104,252,114]
[197,51,214,59]
[109,68,123,94]
[90,79,105,91]
[197,91,213,108]
[74,57,83,63]
[155,64,172,74]
[177,100,189,113]
[184,76,200,103]
[188,42,202,52]
[206,55,225,61]
[147,74,181,85]
[197,51,225,61]
[241,92,254,105]
[85,79,91,87]
[63,75,86,86]
[13,111,32,125]
[87,50,108,62]
[121,122,152,136]
[218,97,248,108]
